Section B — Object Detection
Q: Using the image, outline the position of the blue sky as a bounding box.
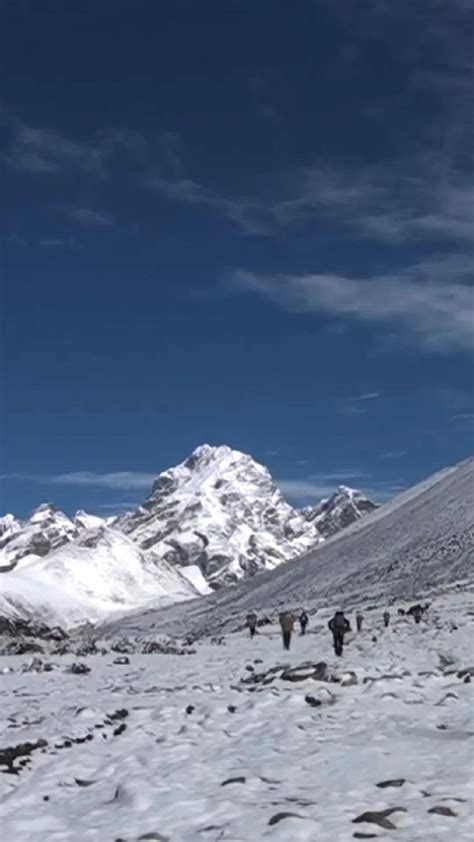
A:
[1,0,473,517]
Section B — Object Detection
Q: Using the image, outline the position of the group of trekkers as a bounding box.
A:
[245,602,427,656]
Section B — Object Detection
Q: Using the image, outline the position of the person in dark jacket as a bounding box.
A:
[328,611,351,656]
[279,612,295,650]
[383,610,391,628]
[412,605,423,624]
[246,611,257,638]
[356,611,364,632]
[299,610,309,635]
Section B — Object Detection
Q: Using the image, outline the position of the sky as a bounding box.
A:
[1,0,473,518]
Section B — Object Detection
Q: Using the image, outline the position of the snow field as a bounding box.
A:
[0,591,473,841]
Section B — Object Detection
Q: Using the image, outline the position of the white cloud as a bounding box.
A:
[3,111,147,180]
[8,232,28,247]
[279,479,339,500]
[67,207,115,227]
[50,471,157,490]
[346,392,381,402]
[39,237,80,249]
[232,256,474,352]
[7,122,104,175]
[147,176,271,236]
[339,404,369,417]
[147,155,474,244]
[453,412,474,421]
[1,471,157,491]
[95,502,138,512]
[279,473,406,505]
[380,450,409,460]
[279,469,371,502]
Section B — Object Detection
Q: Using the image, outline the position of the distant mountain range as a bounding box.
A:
[0,444,377,626]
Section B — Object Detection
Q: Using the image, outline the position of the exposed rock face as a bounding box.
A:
[302,485,378,538]
[117,444,322,587]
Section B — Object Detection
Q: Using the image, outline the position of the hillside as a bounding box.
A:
[105,456,474,639]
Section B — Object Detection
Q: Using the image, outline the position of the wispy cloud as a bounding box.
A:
[147,154,474,244]
[339,404,369,417]
[95,502,138,512]
[380,450,408,460]
[147,176,271,236]
[231,255,474,352]
[8,232,28,247]
[346,392,381,402]
[1,471,157,491]
[279,479,339,500]
[279,471,405,505]
[339,391,382,416]
[39,237,80,249]
[279,469,371,502]
[2,110,147,180]
[67,207,115,227]
[435,386,474,412]
[7,121,105,175]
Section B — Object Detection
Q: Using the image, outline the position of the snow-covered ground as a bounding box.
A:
[1,590,473,841]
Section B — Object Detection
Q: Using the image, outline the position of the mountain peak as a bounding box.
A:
[31,502,58,515]
[119,444,320,586]
[303,484,378,538]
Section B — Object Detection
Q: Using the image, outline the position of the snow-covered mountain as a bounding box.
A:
[117,444,322,587]
[0,504,81,568]
[0,527,207,628]
[74,510,108,530]
[0,444,379,628]
[107,456,474,640]
[302,485,378,538]
[0,504,114,571]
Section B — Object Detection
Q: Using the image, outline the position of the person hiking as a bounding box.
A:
[299,609,309,635]
[328,611,351,656]
[279,611,295,650]
[412,604,423,624]
[383,610,391,628]
[246,611,257,639]
[356,611,364,632]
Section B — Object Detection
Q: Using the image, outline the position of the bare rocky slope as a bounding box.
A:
[104,456,474,639]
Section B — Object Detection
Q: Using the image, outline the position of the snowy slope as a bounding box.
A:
[302,485,378,538]
[117,444,322,586]
[108,456,474,639]
[0,590,473,841]
[0,528,205,627]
